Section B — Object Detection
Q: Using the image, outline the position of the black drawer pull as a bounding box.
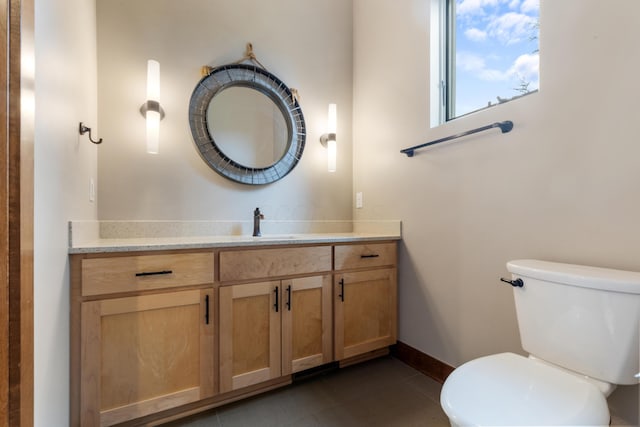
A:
[338,278,345,302]
[360,254,380,259]
[135,270,173,277]
[205,295,210,325]
[274,286,279,312]
[286,285,292,311]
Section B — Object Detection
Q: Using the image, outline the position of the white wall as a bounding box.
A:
[353,0,639,422]
[33,0,98,425]
[96,0,353,222]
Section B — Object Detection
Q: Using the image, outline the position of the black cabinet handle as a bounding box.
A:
[338,278,344,302]
[286,285,292,311]
[360,254,379,259]
[274,286,279,312]
[500,278,524,288]
[205,294,210,325]
[135,270,173,277]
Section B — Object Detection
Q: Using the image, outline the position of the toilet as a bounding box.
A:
[440,259,640,427]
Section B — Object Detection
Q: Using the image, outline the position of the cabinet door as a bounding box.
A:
[334,268,397,360]
[219,281,281,393]
[81,289,214,427]
[281,275,332,375]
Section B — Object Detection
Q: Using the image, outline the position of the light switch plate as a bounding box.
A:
[89,178,95,203]
[356,192,363,209]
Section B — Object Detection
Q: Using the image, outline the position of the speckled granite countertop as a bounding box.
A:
[69,220,402,254]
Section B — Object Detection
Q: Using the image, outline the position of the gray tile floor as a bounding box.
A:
[164,356,450,427]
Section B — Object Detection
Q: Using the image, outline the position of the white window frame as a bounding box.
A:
[431,0,457,127]
[430,0,446,128]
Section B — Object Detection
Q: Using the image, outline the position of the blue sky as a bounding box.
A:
[454,0,539,117]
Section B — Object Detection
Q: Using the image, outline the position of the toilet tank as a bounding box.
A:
[507,259,640,385]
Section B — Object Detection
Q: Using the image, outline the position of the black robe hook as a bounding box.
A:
[78,122,103,144]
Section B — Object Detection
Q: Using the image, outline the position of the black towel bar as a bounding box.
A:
[400,120,513,157]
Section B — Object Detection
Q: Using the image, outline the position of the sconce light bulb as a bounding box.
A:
[146,110,160,154]
[327,103,337,134]
[327,138,337,172]
[146,59,161,154]
[147,59,160,102]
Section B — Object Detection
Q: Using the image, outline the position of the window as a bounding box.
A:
[431,0,540,125]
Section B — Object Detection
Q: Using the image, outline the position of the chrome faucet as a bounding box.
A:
[253,207,264,237]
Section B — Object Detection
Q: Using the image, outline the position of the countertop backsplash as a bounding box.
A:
[68,220,402,253]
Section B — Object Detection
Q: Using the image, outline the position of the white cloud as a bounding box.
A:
[520,0,539,13]
[456,52,507,81]
[479,68,508,81]
[458,0,538,16]
[456,0,500,16]
[487,12,538,45]
[465,28,487,42]
[507,53,539,87]
[457,52,487,72]
[457,51,539,87]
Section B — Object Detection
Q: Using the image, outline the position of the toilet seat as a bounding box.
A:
[440,352,610,427]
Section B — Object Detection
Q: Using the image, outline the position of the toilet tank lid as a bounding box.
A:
[507,259,640,294]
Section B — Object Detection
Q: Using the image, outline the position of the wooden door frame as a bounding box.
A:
[1,0,34,426]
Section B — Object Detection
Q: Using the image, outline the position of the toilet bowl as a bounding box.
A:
[440,353,610,427]
[440,259,640,427]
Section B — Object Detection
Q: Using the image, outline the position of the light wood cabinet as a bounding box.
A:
[333,243,397,361]
[71,250,216,427]
[219,275,332,393]
[219,246,331,282]
[282,276,333,375]
[334,242,396,271]
[81,252,215,296]
[71,240,396,426]
[219,281,282,393]
[80,289,215,426]
[334,269,397,360]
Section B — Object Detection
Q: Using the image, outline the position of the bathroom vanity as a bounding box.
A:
[69,233,398,426]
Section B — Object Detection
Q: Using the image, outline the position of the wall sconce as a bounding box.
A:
[139,59,165,154]
[319,103,337,172]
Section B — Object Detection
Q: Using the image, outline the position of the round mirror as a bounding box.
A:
[189,64,306,185]
[207,87,288,169]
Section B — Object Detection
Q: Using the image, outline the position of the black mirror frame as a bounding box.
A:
[189,63,306,185]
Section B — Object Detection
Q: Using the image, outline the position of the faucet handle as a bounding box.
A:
[253,208,264,237]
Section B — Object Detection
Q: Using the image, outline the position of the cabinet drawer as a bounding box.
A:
[81,252,215,296]
[334,243,396,271]
[219,246,331,282]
